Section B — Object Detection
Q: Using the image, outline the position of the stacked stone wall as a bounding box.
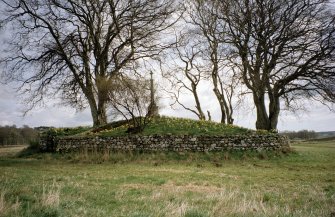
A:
[40,134,289,153]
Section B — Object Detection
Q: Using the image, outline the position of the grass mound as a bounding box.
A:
[75,116,254,137]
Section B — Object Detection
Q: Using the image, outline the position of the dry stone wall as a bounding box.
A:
[40,134,289,153]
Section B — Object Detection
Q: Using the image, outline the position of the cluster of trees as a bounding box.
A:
[281,130,318,140]
[0,0,334,131]
[0,125,38,146]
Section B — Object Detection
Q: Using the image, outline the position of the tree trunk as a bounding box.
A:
[213,88,227,124]
[227,108,234,125]
[223,95,234,125]
[89,106,107,127]
[268,95,280,130]
[97,104,107,126]
[253,93,271,130]
[87,93,107,127]
[191,83,206,120]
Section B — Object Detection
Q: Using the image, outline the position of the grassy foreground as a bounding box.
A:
[0,141,334,217]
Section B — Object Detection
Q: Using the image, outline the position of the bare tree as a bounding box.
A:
[162,33,207,120]
[108,74,152,133]
[184,0,243,124]
[0,0,178,127]
[218,0,335,130]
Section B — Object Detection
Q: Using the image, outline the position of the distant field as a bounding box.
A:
[0,141,334,217]
[0,146,27,158]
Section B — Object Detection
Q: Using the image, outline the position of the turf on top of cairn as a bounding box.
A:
[64,116,257,138]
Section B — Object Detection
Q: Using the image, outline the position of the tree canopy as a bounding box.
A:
[0,0,179,127]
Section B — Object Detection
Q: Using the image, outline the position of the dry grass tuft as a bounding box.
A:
[0,191,21,216]
[0,191,6,215]
[165,201,189,217]
[41,182,61,207]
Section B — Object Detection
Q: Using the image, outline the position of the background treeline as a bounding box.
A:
[280,130,318,140]
[0,125,39,146]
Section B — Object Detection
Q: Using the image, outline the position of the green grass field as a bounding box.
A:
[0,140,334,217]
